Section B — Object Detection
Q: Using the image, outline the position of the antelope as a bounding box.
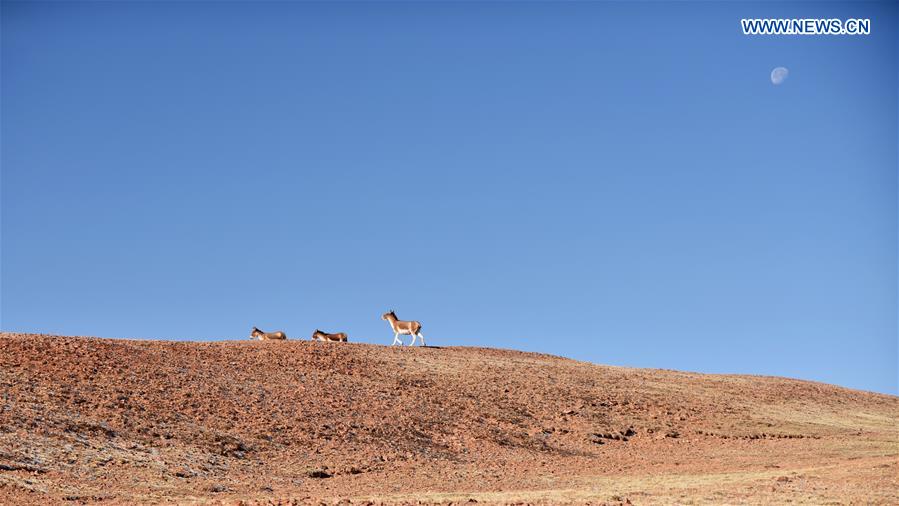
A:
[249,327,287,341]
[381,310,426,346]
[311,329,348,342]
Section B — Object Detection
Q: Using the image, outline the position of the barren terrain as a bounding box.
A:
[0,333,896,504]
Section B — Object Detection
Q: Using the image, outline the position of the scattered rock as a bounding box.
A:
[174,469,195,478]
[307,468,332,479]
[589,434,605,445]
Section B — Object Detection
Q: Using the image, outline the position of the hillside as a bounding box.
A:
[0,333,896,505]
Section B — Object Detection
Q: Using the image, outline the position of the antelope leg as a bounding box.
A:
[418,333,426,346]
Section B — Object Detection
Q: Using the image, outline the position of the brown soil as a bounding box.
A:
[0,333,896,505]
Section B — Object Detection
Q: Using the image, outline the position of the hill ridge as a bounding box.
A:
[0,332,895,504]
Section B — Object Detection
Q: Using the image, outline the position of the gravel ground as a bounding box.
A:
[0,332,895,505]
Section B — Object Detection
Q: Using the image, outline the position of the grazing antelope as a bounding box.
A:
[381,310,426,346]
[249,327,287,341]
[311,329,348,342]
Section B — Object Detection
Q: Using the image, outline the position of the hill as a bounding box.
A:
[0,333,896,504]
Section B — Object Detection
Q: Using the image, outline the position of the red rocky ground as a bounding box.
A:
[0,333,896,504]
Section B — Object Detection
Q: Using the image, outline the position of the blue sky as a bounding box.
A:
[2,2,896,394]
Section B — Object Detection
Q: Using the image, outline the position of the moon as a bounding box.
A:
[771,67,789,85]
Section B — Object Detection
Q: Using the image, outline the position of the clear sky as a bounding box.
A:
[2,2,896,394]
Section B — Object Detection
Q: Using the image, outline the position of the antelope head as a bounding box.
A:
[381,310,396,321]
[249,327,262,340]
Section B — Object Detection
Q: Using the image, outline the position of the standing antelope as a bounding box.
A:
[311,329,348,342]
[381,310,426,346]
[249,327,287,341]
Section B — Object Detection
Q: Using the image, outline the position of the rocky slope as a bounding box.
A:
[0,333,896,504]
